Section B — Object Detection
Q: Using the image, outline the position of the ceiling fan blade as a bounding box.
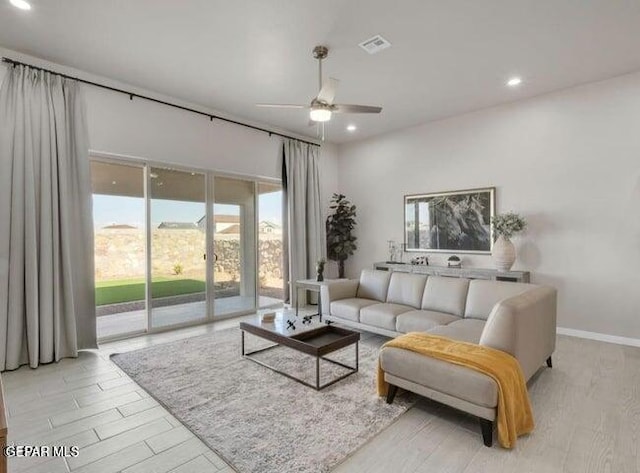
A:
[332,104,382,114]
[256,103,306,109]
[316,77,339,104]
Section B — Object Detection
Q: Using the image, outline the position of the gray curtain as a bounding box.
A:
[282,139,325,307]
[0,65,97,371]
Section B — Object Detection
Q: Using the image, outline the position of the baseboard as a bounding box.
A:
[557,327,640,348]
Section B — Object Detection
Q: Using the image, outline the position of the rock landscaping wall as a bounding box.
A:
[94,229,283,287]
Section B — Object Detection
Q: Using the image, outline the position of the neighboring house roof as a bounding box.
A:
[197,214,240,228]
[102,224,137,229]
[218,224,241,234]
[158,222,198,229]
[259,221,280,229]
[197,214,239,224]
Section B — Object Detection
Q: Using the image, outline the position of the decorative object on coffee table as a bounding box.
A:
[326,193,357,278]
[491,212,527,271]
[316,258,325,281]
[405,187,495,253]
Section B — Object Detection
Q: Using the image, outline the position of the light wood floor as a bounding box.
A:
[3,315,639,473]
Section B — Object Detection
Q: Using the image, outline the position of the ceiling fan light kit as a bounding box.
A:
[256,45,382,135]
[310,107,332,122]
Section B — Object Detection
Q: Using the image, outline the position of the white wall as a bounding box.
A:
[338,72,640,339]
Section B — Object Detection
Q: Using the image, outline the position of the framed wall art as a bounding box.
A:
[404,187,495,254]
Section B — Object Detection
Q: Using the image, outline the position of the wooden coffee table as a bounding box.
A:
[240,314,360,390]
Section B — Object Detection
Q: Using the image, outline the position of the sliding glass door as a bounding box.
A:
[212,176,256,316]
[91,156,284,339]
[258,182,284,308]
[91,161,147,339]
[149,167,207,329]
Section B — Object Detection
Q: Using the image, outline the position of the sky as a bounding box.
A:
[92,191,283,229]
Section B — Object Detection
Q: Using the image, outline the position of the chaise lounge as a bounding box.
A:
[321,270,557,446]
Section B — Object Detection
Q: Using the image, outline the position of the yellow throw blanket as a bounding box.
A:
[377,332,534,449]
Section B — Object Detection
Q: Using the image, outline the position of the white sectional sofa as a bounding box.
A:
[321,269,557,446]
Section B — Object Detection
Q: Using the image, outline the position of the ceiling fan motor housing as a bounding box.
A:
[313,45,328,60]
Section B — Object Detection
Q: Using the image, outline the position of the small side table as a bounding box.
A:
[294,279,337,322]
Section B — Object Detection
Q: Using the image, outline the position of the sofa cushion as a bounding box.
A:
[421,276,470,316]
[427,319,485,344]
[386,273,428,308]
[464,280,532,320]
[330,298,377,322]
[380,346,498,408]
[395,310,460,333]
[357,270,391,302]
[360,303,412,330]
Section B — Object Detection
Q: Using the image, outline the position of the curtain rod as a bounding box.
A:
[1,57,320,148]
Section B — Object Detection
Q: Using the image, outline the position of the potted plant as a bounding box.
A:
[326,194,357,279]
[316,258,326,282]
[491,212,527,271]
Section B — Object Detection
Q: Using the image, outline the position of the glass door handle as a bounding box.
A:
[204,253,218,262]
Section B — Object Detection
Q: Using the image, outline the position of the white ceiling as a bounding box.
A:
[1,0,640,143]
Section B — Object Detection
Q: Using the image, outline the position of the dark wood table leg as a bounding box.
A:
[355,341,359,371]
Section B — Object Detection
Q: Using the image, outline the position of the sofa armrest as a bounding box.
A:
[479,286,557,380]
[320,280,359,316]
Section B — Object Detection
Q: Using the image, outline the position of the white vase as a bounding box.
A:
[492,235,516,271]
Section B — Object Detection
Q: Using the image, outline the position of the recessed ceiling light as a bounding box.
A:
[347,124,357,132]
[10,0,32,10]
[507,77,522,87]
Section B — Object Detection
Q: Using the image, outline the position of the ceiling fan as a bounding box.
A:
[256,45,382,136]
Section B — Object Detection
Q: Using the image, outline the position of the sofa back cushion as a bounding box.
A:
[357,270,391,302]
[421,276,470,317]
[464,280,532,320]
[386,272,428,308]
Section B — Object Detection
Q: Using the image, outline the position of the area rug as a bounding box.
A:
[111,327,413,473]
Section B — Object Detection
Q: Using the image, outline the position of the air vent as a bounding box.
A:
[358,35,391,55]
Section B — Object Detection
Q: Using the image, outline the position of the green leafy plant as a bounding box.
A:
[491,212,527,240]
[172,263,184,275]
[326,194,357,278]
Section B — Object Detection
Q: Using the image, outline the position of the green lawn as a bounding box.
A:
[96,278,206,306]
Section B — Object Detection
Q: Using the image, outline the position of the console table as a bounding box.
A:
[373,262,530,283]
